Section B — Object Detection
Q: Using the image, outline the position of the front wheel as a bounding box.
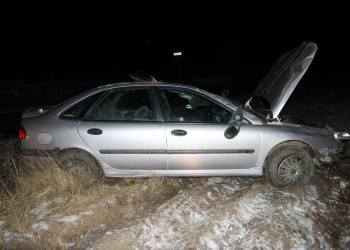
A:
[264,143,315,187]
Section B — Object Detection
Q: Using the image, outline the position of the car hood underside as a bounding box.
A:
[245,41,318,119]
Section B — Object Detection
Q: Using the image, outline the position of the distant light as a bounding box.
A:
[173,51,182,56]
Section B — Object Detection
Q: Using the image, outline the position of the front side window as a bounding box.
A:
[61,91,105,119]
[89,88,155,121]
[160,89,231,123]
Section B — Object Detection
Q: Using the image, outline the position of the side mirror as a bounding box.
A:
[225,123,240,139]
[225,106,243,139]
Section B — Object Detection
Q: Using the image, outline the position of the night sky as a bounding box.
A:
[0,10,349,112]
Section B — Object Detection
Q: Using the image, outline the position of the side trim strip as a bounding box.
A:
[168,149,255,154]
[99,149,167,154]
[99,149,255,154]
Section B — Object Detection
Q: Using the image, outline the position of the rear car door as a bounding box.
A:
[157,87,260,170]
[77,86,167,170]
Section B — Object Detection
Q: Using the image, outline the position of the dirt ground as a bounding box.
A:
[1,94,350,249]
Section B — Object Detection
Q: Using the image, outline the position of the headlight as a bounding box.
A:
[334,132,350,140]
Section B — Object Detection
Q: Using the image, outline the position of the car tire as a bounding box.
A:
[264,142,315,187]
[56,149,103,179]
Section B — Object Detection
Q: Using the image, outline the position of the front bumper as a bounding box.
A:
[317,147,339,164]
[339,140,350,159]
[316,140,350,165]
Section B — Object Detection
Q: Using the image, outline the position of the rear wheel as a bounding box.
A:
[264,143,315,187]
[56,149,103,179]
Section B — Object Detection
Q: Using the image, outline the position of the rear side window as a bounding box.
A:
[88,89,155,121]
[61,91,105,119]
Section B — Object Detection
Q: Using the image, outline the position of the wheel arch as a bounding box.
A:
[262,140,317,170]
[54,147,104,173]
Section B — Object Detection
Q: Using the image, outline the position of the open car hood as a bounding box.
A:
[245,41,318,119]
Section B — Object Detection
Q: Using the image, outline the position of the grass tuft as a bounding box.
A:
[0,147,195,248]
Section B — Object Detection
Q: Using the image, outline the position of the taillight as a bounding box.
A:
[18,127,27,140]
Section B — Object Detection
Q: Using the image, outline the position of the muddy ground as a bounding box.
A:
[1,93,350,249]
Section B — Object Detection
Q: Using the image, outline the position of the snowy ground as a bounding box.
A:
[1,156,349,249]
[92,171,350,249]
[1,93,350,249]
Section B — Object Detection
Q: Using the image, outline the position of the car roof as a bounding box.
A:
[55,81,203,111]
[96,81,200,91]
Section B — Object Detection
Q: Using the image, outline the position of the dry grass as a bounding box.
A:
[0,153,197,249]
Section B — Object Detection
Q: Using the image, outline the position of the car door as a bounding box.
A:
[157,87,260,170]
[77,86,167,170]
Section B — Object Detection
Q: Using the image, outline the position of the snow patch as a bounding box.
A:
[3,230,34,243]
[56,215,80,224]
[3,231,12,242]
[80,210,94,216]
[93,178,341,249]
[65,242,75,248]
[235,193,271,222]
[340,180,349,189]
[30,201,50,220]
[31,221,49,231]
[0,220,6,230]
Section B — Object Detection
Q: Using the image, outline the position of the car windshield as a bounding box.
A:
[203,91,254,114]
[210,92,266,124]
[212,94,237,106]
[245,96,273,120]
[200,91,235,106]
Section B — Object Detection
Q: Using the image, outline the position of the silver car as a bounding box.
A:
[17,41,350,187]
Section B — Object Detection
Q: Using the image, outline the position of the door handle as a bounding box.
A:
[87,128,103,135]
[171,129,187,136]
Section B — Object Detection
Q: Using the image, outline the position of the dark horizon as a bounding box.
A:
[1,16,350,110]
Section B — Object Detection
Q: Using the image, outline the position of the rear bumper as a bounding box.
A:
[16,148,58,157]
[14,153,53,168]
[15,148,57,167]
